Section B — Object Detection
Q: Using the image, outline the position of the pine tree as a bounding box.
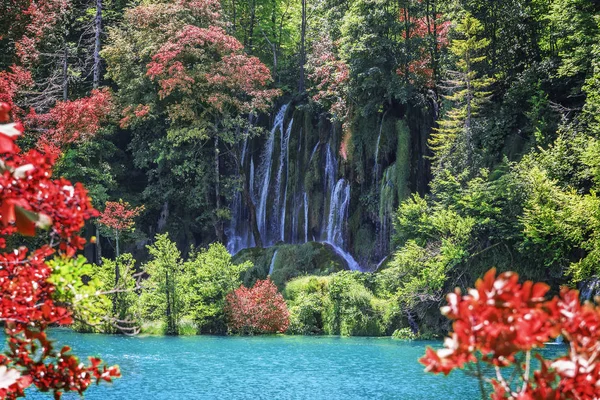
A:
[429,14,494,172]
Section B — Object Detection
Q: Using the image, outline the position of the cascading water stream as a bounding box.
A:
[373,112,386,183]
[257,105,288,243]
[303,191,309,243]
[580,278,600,301]
[227,104,364,271]
[268,250,278,275]
[278,119,293,241]
[309,142,319,163]
[327,179,350,246]
[323,178,363,271]
[324,143,336,197]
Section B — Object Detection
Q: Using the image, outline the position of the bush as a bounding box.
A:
[185,242,252,334]
[285,272,395,336]
[324,272,384,336]
[287,292,324,334]
[226,279,289,334]
[392,328,417,340]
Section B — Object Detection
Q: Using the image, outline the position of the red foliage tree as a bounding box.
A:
[225,279,289,334]
[97,200,144,258]
[0,67,33,116]
[37,88,113,147]
[0,0,70,65]
[307,34,350,159]
[397,10,451,87]
[421,268,600,399]
[0,102,119,399]
[146,23,279,118]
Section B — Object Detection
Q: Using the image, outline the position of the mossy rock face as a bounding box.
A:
[233,247,277,287]
[234,242,348,289]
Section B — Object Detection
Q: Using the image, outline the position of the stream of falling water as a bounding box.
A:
[268,250,278,275]
[257,105,288,243]
[227,104,366,271]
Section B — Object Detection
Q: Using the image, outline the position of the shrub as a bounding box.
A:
[287,293,324,334]
[323,272,385,336]
[392,328,416,340]
[186,242,252,334]
[226,279,289,334]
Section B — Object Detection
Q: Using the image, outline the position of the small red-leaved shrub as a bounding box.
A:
[226,279,289,334]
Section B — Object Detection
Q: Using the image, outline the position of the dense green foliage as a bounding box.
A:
[3,0,600,337]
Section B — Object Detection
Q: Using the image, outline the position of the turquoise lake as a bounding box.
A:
[24,330,563,399]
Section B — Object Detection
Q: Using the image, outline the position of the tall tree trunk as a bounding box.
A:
[93,0,103,263]
[113,241,119,314]
[298,0,306,92]
[165,269,172,334]
[62,45,68,100]
[93,0,102,88]
[214,136,224,242]
[231,0,237,33]
[96,226,102,264]
[246,0,256,52]
[115,229,120,258]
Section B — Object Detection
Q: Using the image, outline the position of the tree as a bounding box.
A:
[428,13,493,172]
[140,233,186,335]
[98,199,144,258]
[33,88,114,151]
[85,254,142,334]
[185,242,252,334]
[225,278,289,334]
[103,0,279,245]
[0,102,119,398]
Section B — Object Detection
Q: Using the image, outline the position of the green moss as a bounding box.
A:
[233,247,277,287]
[235,243,346,289]
[395,119,411,202]
[270,242,346,288]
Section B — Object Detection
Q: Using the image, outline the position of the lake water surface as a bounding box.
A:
[25,330,560,400]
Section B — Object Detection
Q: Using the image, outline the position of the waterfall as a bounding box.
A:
[309,142,319,163]
[377,164,396,257]
[226,116,257,254]
[326,243,361,272]
[257,105,288,242]
[278,119,293,241]
[324,143,336,196]
[268,250,278,275]
[226,103,364,272]
[322,178,363,272]
[303,191,309,243]
[327,179,350,246]
[249,159,255,199]
[580,278,600,301]
[374,113,385,182]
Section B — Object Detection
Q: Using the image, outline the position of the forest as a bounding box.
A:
[2,0,600,340]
